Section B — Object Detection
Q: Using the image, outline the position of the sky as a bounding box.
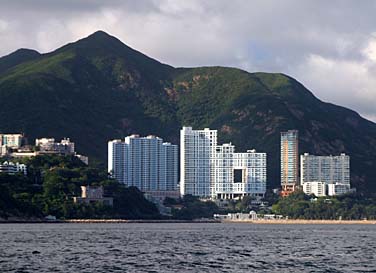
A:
[0,0,376,122]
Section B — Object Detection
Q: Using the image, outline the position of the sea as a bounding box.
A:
[0,223,375,272]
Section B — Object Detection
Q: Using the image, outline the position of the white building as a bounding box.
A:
[0,134,24,148]
[35,137,75,155]
[73,186,113,206]
[108,135,178,192]
[301,153,350,185]
[75,154,89,165]
[35,138,55,149]
[302,181,326,197]
[214,145,266,199]
[328,183,351,196]
[0,161,27,175]
[180,127,217,197]
[180,127,267,199]
[0,134,25,156]
[301,153,351,196]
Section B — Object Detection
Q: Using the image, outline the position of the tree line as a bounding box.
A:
[0,155,159,220]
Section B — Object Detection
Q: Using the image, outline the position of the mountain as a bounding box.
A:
[0,31,375,192]
[0,48,41,75]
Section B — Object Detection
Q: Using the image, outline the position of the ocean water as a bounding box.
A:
[0,223,375,272]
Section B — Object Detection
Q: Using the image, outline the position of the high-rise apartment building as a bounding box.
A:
[213,144,267,199]
[108,135,178,192]
[180,127,266,199]
[180,127,217,197]
[280,130,299,197]
[301,153,350,196]
[300,153,350,185]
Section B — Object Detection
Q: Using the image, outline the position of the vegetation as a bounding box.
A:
[0,30,375,193]
[1,154,375,221]
[164,195,219,220]
[272,191,376,220]
[0,155,160,220]
[0,48,40,75]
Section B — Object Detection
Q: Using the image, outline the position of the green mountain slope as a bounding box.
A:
[0,48,41,75]
[0,31,375,192]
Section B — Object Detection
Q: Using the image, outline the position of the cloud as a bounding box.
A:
[293,53,376,121]
[0,0,375,122]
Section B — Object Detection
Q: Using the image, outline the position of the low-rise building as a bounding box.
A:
[73,186,113,206]
[214,211,258,221]
[36,137,75,155]
[34,137,88,164]
[302,181,353,197]
[0,134,26,156]
[75,154,89,165]
[302,181,326,197]
[214,212,284,221]
[0,134,24,148]
[0,161,27,175]
[327,183,352,196]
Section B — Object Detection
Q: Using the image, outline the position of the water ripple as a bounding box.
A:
[0,223,375,272]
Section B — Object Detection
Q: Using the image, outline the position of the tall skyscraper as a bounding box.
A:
[280,130,299,197]
[180,127,217,197]
[108,135,178,192]
[180,127,267,199]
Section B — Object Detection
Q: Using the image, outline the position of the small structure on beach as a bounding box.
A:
[214,212,284,221]
[214,211,258,221]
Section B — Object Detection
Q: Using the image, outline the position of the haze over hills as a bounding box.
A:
[0,30,375,192]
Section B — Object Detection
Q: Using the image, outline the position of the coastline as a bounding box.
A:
[222,219,376,224]
[0,218,376,224]
[0,219,221,224]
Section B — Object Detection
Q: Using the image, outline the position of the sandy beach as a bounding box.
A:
[222,219,376,224]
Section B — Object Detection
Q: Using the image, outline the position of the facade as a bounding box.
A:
[0,134,25,156]
[300,153,350,185]
[0,134,24,148]
[327,183,351,196]
[0,161,27,175]
[35,138,55,150]
[302,181,326,197]
[180,127,267,199]
[108,135,178,193]
[73,186,113,206]
[280,130,299,197]
[301,153,351,196]
[214,211,258,221]
[213,145,266,199]
[180,127,217,197]
[36,137,75,155]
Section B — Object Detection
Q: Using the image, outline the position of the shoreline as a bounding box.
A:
[0,219,221,224]
[222,219,376,224]
[0,219,375,224]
